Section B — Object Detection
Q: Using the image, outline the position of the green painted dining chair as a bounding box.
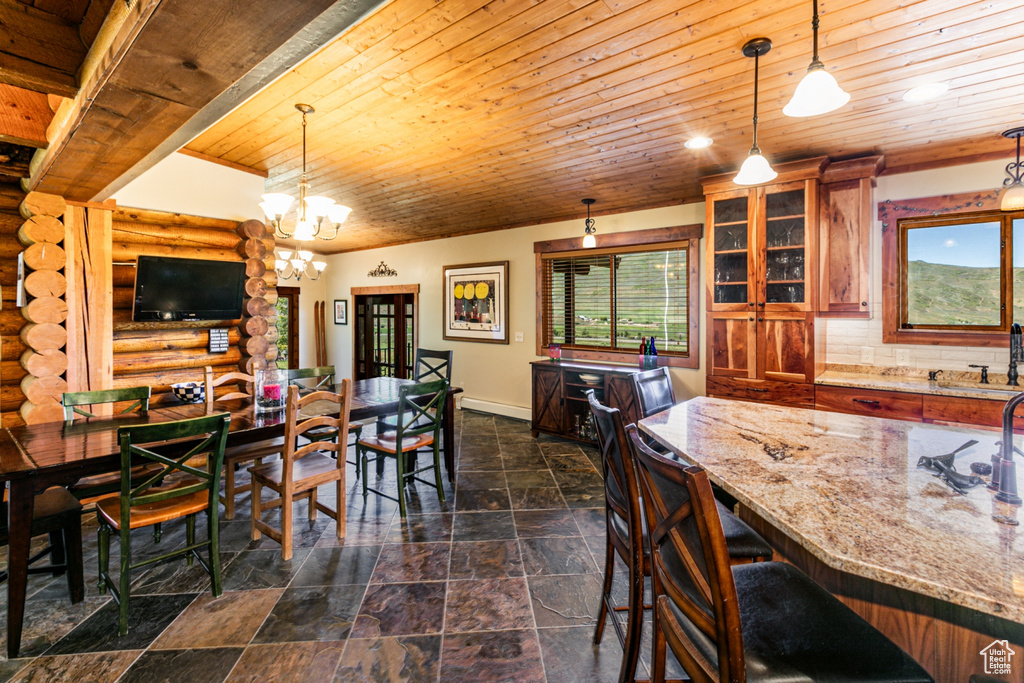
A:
[62,386,158,502]
[97,412,230,636]
[357,379,448,518]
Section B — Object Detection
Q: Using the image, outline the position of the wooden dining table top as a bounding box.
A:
[0,376,458,484]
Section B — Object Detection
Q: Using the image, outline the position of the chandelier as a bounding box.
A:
[275,248,326,281]
[260,104,352,242]
[581,198,596,248]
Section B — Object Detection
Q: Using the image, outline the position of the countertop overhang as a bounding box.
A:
[639,397,1024,624]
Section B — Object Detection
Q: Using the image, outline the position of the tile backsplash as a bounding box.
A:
[823,303,1010,373]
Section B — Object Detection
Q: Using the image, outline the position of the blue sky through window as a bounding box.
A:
[906,222,1002,267]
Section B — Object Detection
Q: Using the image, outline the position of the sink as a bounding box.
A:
[936,381,1021,396]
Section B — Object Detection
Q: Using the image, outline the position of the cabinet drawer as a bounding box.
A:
[923,394,1024,430]
[814,385,922,421]
[707,377,815,407]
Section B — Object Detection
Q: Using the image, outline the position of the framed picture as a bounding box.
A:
[334,299,348,325]
[443,261,509,344]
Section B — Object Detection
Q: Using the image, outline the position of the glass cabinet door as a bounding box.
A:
[763,187,806,306]
[712,195,751,306]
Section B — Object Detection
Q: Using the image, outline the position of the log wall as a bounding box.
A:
[0,182,27,427]
[108,208,276,403]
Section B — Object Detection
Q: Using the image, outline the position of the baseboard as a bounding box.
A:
[458,397,531,422]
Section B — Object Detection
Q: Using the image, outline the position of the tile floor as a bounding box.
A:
[1,411,681,682]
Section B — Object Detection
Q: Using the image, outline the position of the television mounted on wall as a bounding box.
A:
[132,255,247,322]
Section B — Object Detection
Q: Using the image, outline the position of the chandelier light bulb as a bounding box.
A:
[734,149,778,185]
[582,233,596,248]
[289,258,305,270]
[328,204,352,225]
[313,260,328,272]
[1002,184,1024,211]
[260,193,294,220]
[297,250,314,261]
[275,259,288,272]
[293,221,316,242]
[304,195,335,220]
[277,249,292,261]
[783,64,850,117]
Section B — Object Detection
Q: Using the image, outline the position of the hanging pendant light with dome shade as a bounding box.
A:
[1001,127,1024,212]
[259,104,352,242]
[582,198,597,248]
[783,0,850,118]
[734,38,778,186]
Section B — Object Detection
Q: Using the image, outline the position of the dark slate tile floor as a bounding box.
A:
[1,410,680,682]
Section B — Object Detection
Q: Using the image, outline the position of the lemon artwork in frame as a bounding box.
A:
[442,261,509,344]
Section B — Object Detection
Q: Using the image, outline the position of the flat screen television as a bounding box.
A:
[132,255,247,322]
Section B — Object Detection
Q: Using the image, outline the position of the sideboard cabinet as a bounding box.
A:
[531,360,641,444]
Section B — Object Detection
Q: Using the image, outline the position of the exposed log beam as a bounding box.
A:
[26,0,384,202]
[0,84,51,147]
[0,141,32,179]
[0,0,84,97]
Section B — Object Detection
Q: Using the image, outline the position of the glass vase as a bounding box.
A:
[254,368,285,413]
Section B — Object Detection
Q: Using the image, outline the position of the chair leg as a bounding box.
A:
[281,488,293,561]
[251,477,263,541]
[185,514,195,566]
[48,530,66,576]
[621,553,644,683]
[153,523,162,544]
[224,460,236,520]
[432,442,445,504]
[118,528,132,637]
[308,487,318,522]
[594,530,615,645]
[97,523,110,595]
[64,518,85,604]
[335,477,345,540]
[208,509,222,598]
[396,449,407,519]
[360,446,369,501]
[650,600,666,683]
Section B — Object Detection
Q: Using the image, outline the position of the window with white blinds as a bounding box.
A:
[540,240,692,358]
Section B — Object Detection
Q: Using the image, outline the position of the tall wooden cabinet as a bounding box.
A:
[702,159,826,407]
[531,360,640,444]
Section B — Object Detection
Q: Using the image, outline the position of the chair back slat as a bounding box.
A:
[281,381,351,482]
[394,380,447,441]
[632,367,675,419]
[62,386,151,422]
[116,413,231,527]
[626,425,746,680]
[204,367,254,408]
[587,391,641,536]
[413,349,453,382]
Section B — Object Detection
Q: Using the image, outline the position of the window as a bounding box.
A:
[535,225,700,367]
[885,209,1024,344]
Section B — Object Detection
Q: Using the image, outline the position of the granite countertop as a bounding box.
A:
[815,363,1022,402]
[639,397,1024,623]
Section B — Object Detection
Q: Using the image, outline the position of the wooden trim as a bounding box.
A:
[533,223,702,254]
[351,284,419,295]
[881,149,1015,177]
[877,191,1002,228]
[66,199,118,210]
[176,148,269,178]
[821,155,885,184]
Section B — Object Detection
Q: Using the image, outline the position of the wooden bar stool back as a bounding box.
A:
[97,413,231,636]
[250,381,352,560]
[624,426,933,683]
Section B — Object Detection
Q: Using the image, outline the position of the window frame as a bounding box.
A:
[883,203,1023,346]
[534,224,702,368]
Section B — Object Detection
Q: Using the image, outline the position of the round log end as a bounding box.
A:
[19,192,67,220]
[20,398,66,425]
[24,270,67,298]
[17,215,64,247]
[24,242,67,271]
[20,348,69,378]
[23,296,70,324]
[20,322,68,350]
[237,219,268,239]
[21,374,69,404]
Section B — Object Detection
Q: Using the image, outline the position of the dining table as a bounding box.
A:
[0,375,460,659]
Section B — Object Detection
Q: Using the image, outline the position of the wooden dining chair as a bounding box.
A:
[62,386,159,501]
[285,365,368,477]
[624,426,933,683]
[250,381,352,560]
[358,379,447,519]
[587,392,772,683]
[1,484,85,605]
[204,366,285,519]
[97,413,231,636]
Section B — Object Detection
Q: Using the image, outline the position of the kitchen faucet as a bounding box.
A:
[968,364,989,384]
[993,390,1024,514]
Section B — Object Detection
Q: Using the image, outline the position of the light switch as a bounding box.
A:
[514,332,524,342]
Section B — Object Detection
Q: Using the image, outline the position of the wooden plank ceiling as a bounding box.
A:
[185,0,1024,253]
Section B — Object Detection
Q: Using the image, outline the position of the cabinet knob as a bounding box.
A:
[861,301,868,307]
[749,302,754,306]
[749,317,754,321]
[758,317,764,322]
[757,302,765,307]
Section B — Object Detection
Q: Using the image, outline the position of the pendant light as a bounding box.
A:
[734,38,778,186]
[783,0,850,117]
[582,198,597,248]
[1001,127,1024,212]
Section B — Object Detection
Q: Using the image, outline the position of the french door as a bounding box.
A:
[353,287,418,380]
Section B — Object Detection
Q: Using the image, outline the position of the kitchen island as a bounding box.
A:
[639,397,1024,682]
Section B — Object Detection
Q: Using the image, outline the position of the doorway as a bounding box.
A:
[353,285,419,380]
[275,286,300,370]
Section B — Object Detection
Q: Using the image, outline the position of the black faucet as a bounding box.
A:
[1009,324,1023,387]
[928,370,942,381]
[969,364,990,384]
[992,391,1024,512]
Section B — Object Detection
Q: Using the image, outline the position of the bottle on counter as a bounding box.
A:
[649,336,658,368]
[639,337,647,368]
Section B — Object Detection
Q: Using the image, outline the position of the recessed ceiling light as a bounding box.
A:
[902,82,948,103]
[685,136,713,149]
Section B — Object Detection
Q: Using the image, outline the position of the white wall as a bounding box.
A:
[322,204,707,418]
[824,158,1012,372]
[110,152,265,222]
